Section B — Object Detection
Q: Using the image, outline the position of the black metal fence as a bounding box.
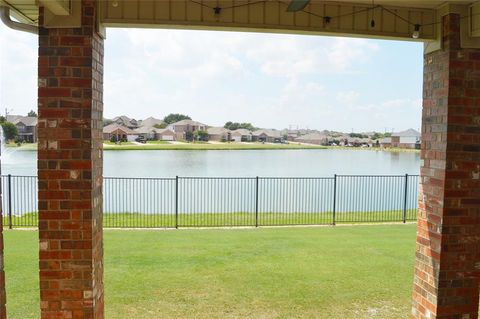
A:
[2,174,419,229]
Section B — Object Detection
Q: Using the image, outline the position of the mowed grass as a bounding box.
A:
[5,225,416,318]
[5,210,417,228]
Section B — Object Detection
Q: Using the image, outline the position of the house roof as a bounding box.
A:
[138,117,164,128]
[134,126,156,134]
[112,115,138,127]
[231,129,251,136]
[154,128,175,135]
[392,129,421,137]
[170,119,207,127]
[6,115,22,123]
[295,133,328,141]
[207,127,230,135]
[103,123,136,135]
[12,116,37,127]
[252,129,282,138]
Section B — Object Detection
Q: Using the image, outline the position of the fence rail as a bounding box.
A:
[1,174,419,229]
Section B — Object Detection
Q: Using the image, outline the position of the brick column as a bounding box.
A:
[412,13,480,319]
[37,1,104,318]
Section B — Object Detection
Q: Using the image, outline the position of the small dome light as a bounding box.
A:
[412,24,420,39]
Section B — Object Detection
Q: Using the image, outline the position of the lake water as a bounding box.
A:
[2,149,420,177]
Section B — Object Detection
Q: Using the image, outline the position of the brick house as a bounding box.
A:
[207,127,231,141]
[154,128,175,141]
[103,123,137,141]
[294,132,329,145]
[8,116,38,143]
[167,120,207,140]
[111,115,138,129]
[231,129,252,142]
[252,129,283,143]
[381,129,421,149]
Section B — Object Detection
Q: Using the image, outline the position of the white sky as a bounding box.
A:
[0,23,423,132]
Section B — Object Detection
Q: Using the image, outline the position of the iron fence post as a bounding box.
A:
[403,174,408,223]
[175,176,179,229]
[332,174,337,226]
[255,176,259,227]
[7,174,12,229]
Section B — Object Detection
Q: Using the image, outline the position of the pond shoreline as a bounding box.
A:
[7,142,419,153]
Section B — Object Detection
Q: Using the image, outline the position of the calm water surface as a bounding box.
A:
[2,149,420,177]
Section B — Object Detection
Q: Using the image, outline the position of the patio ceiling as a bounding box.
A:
[1,0,479,45]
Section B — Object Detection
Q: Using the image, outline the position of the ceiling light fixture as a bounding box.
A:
[287,0,311,12]
[370,0,375,28]
[412,24,421,39]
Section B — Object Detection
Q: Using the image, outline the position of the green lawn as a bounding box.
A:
[5,225,416,318]
[146,140,169,144]
[103,141,135,146]
[5,210,417,228]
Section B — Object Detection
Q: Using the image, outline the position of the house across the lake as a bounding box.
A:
[154,128,175,141]
[103,123,138,142]
[7,115,38,143]
[294,132,329,145]
[252,129,283,143]
[111,115,139,129]
[168,120,207,141]
[231,129,252,142]
[380,129,421,149]
[207,127,231,142]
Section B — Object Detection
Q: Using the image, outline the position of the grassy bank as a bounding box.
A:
[5,224,416,318]
[5,142,420,152]
[5,210,417,228]
[102,142,327,151]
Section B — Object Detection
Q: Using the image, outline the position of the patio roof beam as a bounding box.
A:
[38,0,71,16]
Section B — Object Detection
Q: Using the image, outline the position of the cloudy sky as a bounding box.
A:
[0,23,423,132]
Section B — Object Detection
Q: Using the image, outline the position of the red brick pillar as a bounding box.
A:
[412,13,480,319]
[37,0,104,318]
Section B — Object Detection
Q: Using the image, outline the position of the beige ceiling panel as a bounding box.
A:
[186,1,202,21]
[471,2,480,37]
[338,5,355,30]
[154,0,170,20]
[279,2,294,26]
[232,0,249,24]
[139,1,155,20]
[106,0,122,19]
[248,1,264,24]
[265,1,279,25]
[202,0,217,22]
[219,1,234,23]
[123,0,138,19]
[295,10,310,28]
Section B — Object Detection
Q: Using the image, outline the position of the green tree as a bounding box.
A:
[154,123,167,129]
[0,116,5,124]
[163,113,191,125]
[103,118,114,127]
[224,122,255,131]
[27,110,37,117]
[1,122,18,141]
[185,131,194,142]
[195,130,209,141]
[349,133,368,139]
